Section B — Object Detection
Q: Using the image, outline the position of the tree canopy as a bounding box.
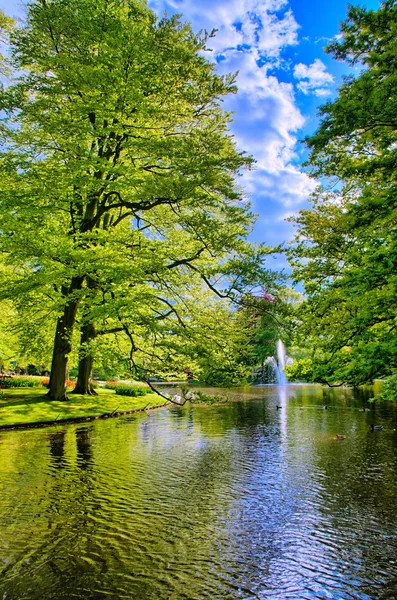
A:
[289,0,397,387]
[0,0,278,397]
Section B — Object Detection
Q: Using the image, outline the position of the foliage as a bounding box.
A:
[114,385,149,397]
[306,1,397,181]
[0,376,43,388]
[0,0,278,398]
[285,359,314,383]
[0,299,19,372]
[104,381,147,390]
[238,287,303,366]
[201,363,251,387]
[103,382,120,391]
[289,1,397,387]
[0,259,68,373]
[0,9,14,76]
[375,372,397,402]
[374,373,397,402]
[189,390,229,404]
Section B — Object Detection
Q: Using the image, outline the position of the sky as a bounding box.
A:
[1,0,381,270]
[147,0,380,269]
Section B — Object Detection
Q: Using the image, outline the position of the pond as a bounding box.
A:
[0,384,397,599]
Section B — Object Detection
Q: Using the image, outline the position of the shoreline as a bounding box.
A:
[0,400,170,432]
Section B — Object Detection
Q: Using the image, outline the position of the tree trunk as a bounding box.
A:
[47,278,83,400]
[72,322,97,395]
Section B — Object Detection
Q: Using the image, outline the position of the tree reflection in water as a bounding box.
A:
[0,385,396,599]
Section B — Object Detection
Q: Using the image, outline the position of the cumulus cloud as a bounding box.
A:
[151,0,299,61]
[149,0,325,243]
[293,58,334,96]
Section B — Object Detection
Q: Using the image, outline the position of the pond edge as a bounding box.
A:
[0,401,171,432]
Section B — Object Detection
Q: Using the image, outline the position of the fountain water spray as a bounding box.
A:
[261,340,288,385]
[252,340,289,385]
[276,340,288,385]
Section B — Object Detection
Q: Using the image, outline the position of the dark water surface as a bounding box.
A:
[1,384,397,599]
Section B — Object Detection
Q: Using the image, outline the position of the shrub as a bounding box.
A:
[374,374,395,402]
[105,380,148,390]
[285,359,314,382]
[0,376,42,388]
[104,382,119,390]
[202,363,250,387]
[190,390,228,404]
[114,385,149,397]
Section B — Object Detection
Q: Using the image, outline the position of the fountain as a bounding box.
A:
[276,339,288,385]
[252,339,288,385]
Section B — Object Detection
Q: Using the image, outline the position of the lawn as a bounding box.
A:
[0,387,168,428]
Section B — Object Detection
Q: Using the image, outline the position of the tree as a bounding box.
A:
[0,0,274,398]
[69,227,276,391]
[0,9,14,76]
[236,286,300,368]
[0,301,18,373]
[289,1,397,387]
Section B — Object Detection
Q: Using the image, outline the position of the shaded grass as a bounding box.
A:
[0,387,166,427]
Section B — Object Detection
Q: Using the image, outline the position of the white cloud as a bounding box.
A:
[293,58,334,96]
[151,0,299,61]
[244,164,317,209]
[149,0,324,244]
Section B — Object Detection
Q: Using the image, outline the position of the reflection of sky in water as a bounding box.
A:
[278,385,288,442]
[0,385,396,599]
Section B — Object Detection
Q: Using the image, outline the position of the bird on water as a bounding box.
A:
[370,424,383,431]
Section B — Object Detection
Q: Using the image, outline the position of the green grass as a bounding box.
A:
[0,387,167,427]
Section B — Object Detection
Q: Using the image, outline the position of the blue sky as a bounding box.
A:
[2,0,380,268]
[147,0,380,269]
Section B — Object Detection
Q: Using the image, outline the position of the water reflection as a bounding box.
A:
[49,431,66,467]
[75,427,93,470]
[277,385,288,442]
[0,385,396,599]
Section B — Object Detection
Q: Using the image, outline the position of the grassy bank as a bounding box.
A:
[0,387,167,428]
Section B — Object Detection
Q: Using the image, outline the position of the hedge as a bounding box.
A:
[0,377,43,388]
[114,385,149,397]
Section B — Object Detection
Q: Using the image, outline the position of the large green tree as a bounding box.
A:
[289,0,397,386]
[0,0,274,399]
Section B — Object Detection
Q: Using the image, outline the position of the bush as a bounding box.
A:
[104,382,119,390]
[0,376,43,388]
[285,359,314,382]
[105,381,148,390]
[190,390,229,404]
[202,363,250,387]
[374,374,395,402]
[114,385,149,397]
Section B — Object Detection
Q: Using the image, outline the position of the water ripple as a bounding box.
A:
[0,387,397,598]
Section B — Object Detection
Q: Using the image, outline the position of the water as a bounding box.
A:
[1,384,397,599]
[276,340,287,385]
[253,339,288,385]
